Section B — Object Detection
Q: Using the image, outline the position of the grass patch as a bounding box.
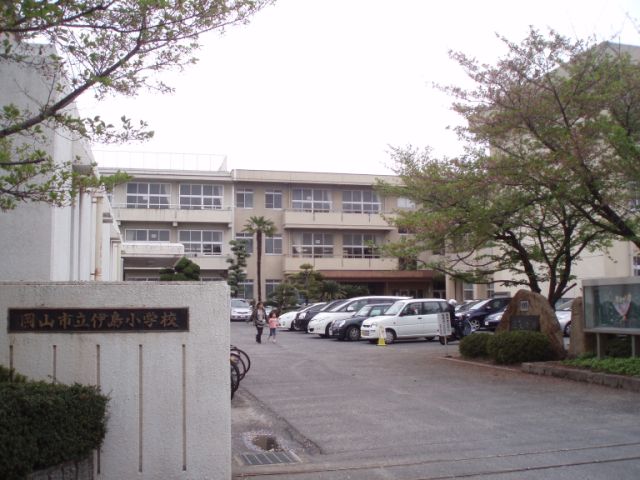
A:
[562,356,640,377]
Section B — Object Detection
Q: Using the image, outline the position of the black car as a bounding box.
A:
[293,300,345,331]
[458,297,511,331]
[329,303,393,341]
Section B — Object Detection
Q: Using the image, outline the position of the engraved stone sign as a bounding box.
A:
[8,307,189,333]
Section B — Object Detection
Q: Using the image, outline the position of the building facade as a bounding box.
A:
[100,156,639,304]
[100,160,445,300]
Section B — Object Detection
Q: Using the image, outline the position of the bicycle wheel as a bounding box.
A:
[230,346,251,374]
[230,361,240,399]
[230,351,247,380]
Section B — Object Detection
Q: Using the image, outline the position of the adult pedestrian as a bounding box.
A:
[267,310,279,343]
[251,302,267,343]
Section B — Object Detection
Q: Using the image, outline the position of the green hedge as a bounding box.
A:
[486,331,554,364]
[459,333,492,358]
[563,356,640,376]
[604,336,632,358]
[0,366,108,480]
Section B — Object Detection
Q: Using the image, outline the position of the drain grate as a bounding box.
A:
[240,450,300,466]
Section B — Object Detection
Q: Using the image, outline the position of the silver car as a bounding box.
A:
[230,298,252,322]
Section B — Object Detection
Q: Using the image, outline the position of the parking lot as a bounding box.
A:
[231,322,640,479]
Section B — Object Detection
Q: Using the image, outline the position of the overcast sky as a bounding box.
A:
[87,0,640,175]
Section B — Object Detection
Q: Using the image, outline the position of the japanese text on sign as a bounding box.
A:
[8,308,189,333]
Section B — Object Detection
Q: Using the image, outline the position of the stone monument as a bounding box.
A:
[497,289,566,360]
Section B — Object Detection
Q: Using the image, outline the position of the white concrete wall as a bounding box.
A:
[0,42,117,282]
[0,282,231,480]
[0,203,53,280]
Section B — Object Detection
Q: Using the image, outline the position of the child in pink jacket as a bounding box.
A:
[267,310,279,343]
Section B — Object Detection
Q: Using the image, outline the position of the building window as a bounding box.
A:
[179,184,223,210]
[265,190,283,209]
[292,188,331,212]
[634,256,640,276]
[397,197,416,209]
[125,229,170,242]
[463,282,474,301]
[236,232,253,254]
[342,190,380,213]
[236,188,253,208]
[126,183,170,209]
[265,279,280,299]
[343,233,379,258]
[291,232,333,258]
[179,230,223,255]
[265,235,283,254]
[238,280,254,300]
[486,281,495,298]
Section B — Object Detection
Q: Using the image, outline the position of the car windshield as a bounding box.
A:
[468,299,490,310]
[327,300,349,312]
[384,301,407,316]
[308,302,327,312]
[354,305,373,317]
[456,300,481,312]
[231,299,250,308]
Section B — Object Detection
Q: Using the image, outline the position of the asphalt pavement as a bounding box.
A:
[231,323,640,480]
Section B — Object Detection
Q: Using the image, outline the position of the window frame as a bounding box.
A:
[291,232,334,258]
[265,234,283,255]
[265,279,280,299]
[342,233,379,258]
[235,232,254,254]
[265,189,283,209]
[236,188,254,209]
[126,182,170,209]
[397,197,416,209]
[238,280,254,300]
[292,188,331,212]
[342,190,381,213]
[178,229,223,256]
[179,183,223,210]
[124,229,170,242]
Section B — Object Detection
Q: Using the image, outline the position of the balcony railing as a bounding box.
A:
[283,209,395,230]
[284,255,398,272]
[111,203,234,225]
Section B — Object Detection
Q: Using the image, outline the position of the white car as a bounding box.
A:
[360,298,450,344]
[230,298,252,322]
[278,310,299,330]
[556,299,574,337]
[307,296,409,338]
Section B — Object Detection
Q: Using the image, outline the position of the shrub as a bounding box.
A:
[0,368,108,480]
[0,365,27,383]
[563,357,640,376]
[459,333,492,358]
[486,331,554,364]
[605,336,632,358]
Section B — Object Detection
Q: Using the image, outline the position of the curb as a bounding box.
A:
[521,362,640,393]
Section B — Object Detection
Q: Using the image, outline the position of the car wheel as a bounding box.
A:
[346,326,360,341]
[564,321,571,337]
[384,329,396,345]
[289,322,296,331]
[468,318,481,331]
[425,336,435,342]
